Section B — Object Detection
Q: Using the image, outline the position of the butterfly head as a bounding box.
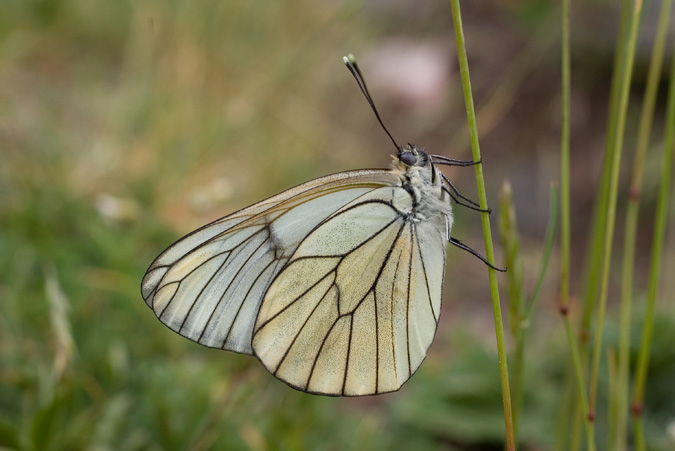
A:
[396,144,429,168]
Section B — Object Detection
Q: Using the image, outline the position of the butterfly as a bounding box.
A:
[141,55,498,396]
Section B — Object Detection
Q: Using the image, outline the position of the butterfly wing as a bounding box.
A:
[252,186,447,395]
[141,170,400,354]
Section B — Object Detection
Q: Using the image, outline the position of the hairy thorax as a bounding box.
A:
[391,156,453,226]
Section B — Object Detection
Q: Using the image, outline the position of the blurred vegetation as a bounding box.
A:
[1,0,674,449]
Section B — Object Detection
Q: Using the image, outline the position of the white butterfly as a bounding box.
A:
[141,56,491,396]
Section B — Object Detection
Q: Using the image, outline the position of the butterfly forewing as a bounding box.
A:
[252,185,447,395]
[141,170,400,354]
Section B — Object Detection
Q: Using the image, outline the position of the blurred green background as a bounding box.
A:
[2,0,674,449]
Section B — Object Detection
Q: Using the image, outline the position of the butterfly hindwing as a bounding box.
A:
[252,186,447,395]
[141,170,399,354]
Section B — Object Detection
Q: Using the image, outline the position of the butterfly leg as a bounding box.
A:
[449,237,506,272]
[440,173,491,213]
[431,155,482,167]
[442,186,491,213]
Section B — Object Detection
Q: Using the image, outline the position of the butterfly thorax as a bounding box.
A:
[391,145,452,225]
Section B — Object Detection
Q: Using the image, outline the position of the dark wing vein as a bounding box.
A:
[253,265,337,334]
[306,316,344,391]
[413,226,437,322]
[176,226,270,332]
[150,223,266,311]
[389,246,403,389]
[197,228,275,342]
[342,313,355,395]
[304,219,410,394]
[271,273,337,377]
[374,285,380,393]
[406,223,414,377]
[222,256,288,349]
[157,225,265,320]
[255,212,401,332]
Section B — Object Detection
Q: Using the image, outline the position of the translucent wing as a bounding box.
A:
[252,186,447,395]
[141,170,400,355]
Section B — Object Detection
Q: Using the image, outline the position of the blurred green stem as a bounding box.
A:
[616,0,673,448]
[631,30,675,451]
[559,0,571,324]
[498,181,525,445]
[570,1,632,449]
[562,317,593,450]
[499,182,559,445]
[525,186,558,322]
[559,0,595,448]
[588,0,642,430]
[580,0,632,346]
[554,373,576,451]
[607,347,619,450]
[450,2,515,449]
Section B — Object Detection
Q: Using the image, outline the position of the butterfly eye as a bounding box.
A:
[399,151,417,166]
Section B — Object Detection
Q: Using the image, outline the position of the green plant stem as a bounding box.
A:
[498,182,525,342]
[498,182,525,445]
[588,0,643,426]
[560,0,571,315]
[554,373,575,451]
[562,314,595,451]
[569,2,632,450]
[631,32,675,451]
[519,186,559,443]
[450,2,515,449]
[526,185,559,322]
[511,314,525,448]
[499,183,558,446]
[616,0,673,448]
[570,398,584,451]
[607,347,619,451]
[580,0,632,351]
[559,0,595,448]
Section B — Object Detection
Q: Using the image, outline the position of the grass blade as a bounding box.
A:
[616,0,673,447]
[450,2,515,448]
[588,0,643,430]
[631,28,675,451]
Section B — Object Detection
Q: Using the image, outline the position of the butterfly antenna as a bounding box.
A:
[343,54,400,152]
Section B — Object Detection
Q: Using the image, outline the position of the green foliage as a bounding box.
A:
[392,335,557,450]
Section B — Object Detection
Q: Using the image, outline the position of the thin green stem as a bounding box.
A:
[616,0,673,448]
[554,373,575,451]
[519,187,560,443]
[560,0,595,448]
[498,182,525,341]
[526,184,559,321]
[570,396,584,451]
[580,0,632,350]
[588,0,643,426]
[450,2,514,449]
[607,347,619,451]
[632,31,675,451]
[562,314,594,450]
[569,3,633,450]
[498,183,558,446]
[560,0,571,314]
[498,181,525,445]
